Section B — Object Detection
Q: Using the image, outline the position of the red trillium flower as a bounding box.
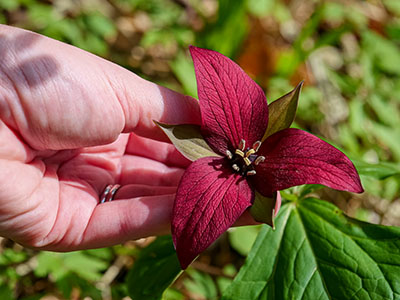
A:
[159,46,363,269]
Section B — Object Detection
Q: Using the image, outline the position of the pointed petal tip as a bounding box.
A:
[172,157,253,271]
[351,182,364,194]
[256,128,365,196]
[176,250,194,270]
[189,45,269,152]
[189,45,202,55]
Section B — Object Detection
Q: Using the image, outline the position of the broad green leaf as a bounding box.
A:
[156,122,219,161]
[223,198,400,300]
[127,236,182,300]
[263,82,303,141]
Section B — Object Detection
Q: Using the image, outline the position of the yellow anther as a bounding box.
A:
[245,149,255,157]
[243,157,251,166]
[235,149,244,157]
[247,170,256,176]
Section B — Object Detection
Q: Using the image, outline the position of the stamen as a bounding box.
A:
[232,164,240,172]
[245,149,255,157]
[235,149,244,157]
[239,139,246,151]
[226,150,233,159]
[228,139,264,177]
[243,157,251,166]
[252,141,262,152]
[254,156,265,165]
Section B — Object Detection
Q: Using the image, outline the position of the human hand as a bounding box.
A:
[0,25,201,251]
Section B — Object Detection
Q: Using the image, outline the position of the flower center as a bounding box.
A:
[225,139,265,176]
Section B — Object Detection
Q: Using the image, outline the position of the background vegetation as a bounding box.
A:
[1,0,400,299]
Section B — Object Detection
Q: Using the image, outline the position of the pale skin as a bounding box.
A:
[0,25,257,251]
[0,24,204,251]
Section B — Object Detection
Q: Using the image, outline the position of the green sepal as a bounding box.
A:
[250,191,280,229]
[262,81,304,141]
[155,122,220,161]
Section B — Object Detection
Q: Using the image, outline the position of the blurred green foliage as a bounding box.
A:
[1,0,400,299]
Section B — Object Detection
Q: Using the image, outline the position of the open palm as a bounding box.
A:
[0,25,200,250]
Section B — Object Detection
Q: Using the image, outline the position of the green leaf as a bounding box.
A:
[197,0,248,58]
[363,31,400,75]
[229,226,261,256]
[369,122,400,161]
[84,12,116,38]
[62,252,108,281]
[184,269,218,300]
[156,122,219,161]
[352,159,400,180]
[263,81,303,141]
[223,198,400,300]
[127,236,182,300]
[368,94,400,128]
[56,273,102,300]
[170,51,197,97]
[34,251,108,281]
[0,285,13,300]
[384,0,400,15]
[0,248,27,265]
[0,0,19,10]
[246,0,275,17]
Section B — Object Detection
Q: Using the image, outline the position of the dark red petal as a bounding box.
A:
[172,157,253,269]
[189,46,268,154]
[252,128,364,197]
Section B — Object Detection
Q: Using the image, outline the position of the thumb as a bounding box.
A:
[0,25,200,150]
